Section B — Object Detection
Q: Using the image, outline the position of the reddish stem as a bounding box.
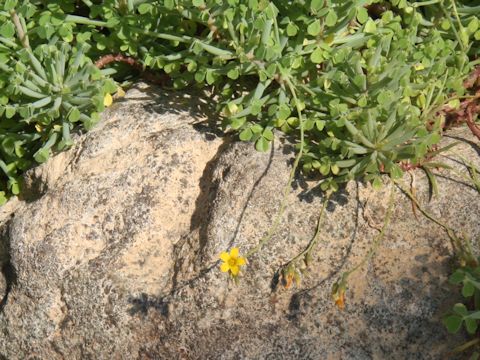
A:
[466,104,480,141]
[95,54,143,70]
[95,53,171,87]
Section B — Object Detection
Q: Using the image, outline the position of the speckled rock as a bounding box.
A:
[0,84,225,359]
[0,83,479,359]
[158,127,480,360]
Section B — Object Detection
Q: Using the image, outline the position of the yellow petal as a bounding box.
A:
[116,87,126,97]
[220,263,230,273]
[230,247,239,258]
[220,252,230,262]
[104,93,113,107]
[230,265,239,276]
[237,257,246,266]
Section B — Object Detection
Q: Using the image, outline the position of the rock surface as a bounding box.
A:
[0,83,479,359]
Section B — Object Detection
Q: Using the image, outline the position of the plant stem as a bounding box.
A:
[343,182,396,279]
[282,192,331,267]
[9,9,29,49]
[246,78,305,258]
[412,0,442,7]
[452,338,480,353]
[64,15,109,27]
[394,179,476,264]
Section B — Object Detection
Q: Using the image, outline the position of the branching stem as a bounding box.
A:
[246,78,305,258]
[9,9,29,49]
[281,192,331,268]
[343,182,396,279]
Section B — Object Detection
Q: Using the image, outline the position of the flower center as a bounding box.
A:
[228,258,237,267]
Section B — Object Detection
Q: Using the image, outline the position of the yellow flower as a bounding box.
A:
[219,247,246,276]
[116,87,126,98]
[333,288,346,310]
[332,278,347,311]
[103,93,113,107]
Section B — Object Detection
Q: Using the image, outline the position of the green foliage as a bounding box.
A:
[444,265,480,335]
[0,0,479,199]
[443,240,480,356]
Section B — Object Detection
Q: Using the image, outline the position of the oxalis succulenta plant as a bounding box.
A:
[1,3,480,353]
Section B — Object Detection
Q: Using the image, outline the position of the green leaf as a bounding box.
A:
[0,192,7,206]
[463,282,475,297]
[310,0,323,12]
[255,136,270,152]
[206,70,216,85]
[262,128,274,141]
[5,106,15,119]
[310,48,324,64]
[277,105,291,121]
[315,120,325,131]
[34,148,50,163]
[465,318,478,335]
[307,20,321,36]
[443,315,463,334]
[357,8,369,24]
[389,164,403,180]
[364,19,377,34]
[138,3,153,14]
[1,137,15,156]
[441,19,451,31]
[10,181,20,195]
[449,270,465,284]
[4,0,18,11]
[468,18,479,34]
[325,11,337,27]
[372,176,383,190]
[230,117,246,130]
[0,23,15,38]
[251,124,263,134]
[239,128,252,141]
[453,303,468,316]
[69,108,81,122]
[423,168,438,201]
[227,68,239,80]
[192,0,205,6]
[286,22,298,37]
